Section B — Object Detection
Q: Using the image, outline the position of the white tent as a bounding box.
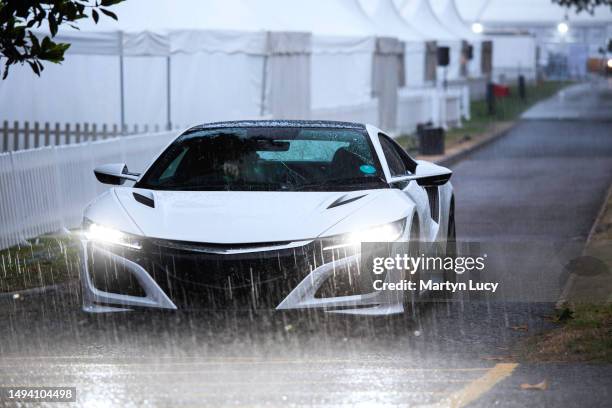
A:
[0,0,474,136]
[0,0,312,130]
[459,0,612,25]
[396,0,465,81]
[359,0,428,87]
[243,0,405,131]
[455,0,611,81]
[243,0,377,113]
[430,0,483,78]
[359,0,440,132]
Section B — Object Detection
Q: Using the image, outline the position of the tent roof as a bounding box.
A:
[396,0,457,41]
[56,0,383,55]
[455,0,612,25]
[73,0,381,37]
[430,0,480,40]
[72,0,278,32]
[359,0,425,41]
[242,0,377,37]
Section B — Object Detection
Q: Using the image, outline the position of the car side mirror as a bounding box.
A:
[405,162,452,187]
[94,163,140,185]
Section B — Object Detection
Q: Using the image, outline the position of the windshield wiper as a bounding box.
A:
[151,182,287,191]
[292,176,388,191]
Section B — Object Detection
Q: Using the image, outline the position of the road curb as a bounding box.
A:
[556,182,612,308]
[434,123,517,168]
[0,281,75,300]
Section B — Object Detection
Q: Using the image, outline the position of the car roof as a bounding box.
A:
[186,120,367,132]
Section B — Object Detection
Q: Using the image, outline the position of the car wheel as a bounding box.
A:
[404,217,420,314]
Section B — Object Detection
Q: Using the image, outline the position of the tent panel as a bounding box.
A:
[265,32,312,119]
[170,53,265,127]
[372,53,401,130]
[311,53,373,109]
[490,35,537,81]
[0,55,120,125]
[55,31,120,55]
[312,36,376,54]
[124,31,170,56]
[170,30,268,56]
[123,56,167,129]
[265,54,311,119]
[404,42,427,86]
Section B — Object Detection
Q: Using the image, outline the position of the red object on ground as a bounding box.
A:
[493,84,510,97]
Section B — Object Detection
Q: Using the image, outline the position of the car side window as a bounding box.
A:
[378,134,408,177]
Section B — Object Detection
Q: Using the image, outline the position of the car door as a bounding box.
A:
[377,133,437,242]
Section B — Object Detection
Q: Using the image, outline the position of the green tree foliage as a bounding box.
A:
[0,0,124,79]
[552,0,612,13]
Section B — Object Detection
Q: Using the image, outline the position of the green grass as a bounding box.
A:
[565,304,612,330]
[396,80,572,153]
[0,235,80,293]
[558,304,612,362]
[522,304,612,363]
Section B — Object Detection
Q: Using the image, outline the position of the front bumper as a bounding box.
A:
[79,238,406,315]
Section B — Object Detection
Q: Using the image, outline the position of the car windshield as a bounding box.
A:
[135,127,387,192]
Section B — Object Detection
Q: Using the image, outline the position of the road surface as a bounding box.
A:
[1,81,612,407]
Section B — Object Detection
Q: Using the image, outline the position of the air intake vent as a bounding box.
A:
[327,194,366,209]
[133,192,155,208]
[424,187,439,222]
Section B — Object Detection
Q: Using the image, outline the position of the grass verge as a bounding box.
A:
[521,304,612,363]
[0,235,80,293]
[521,183,612,363]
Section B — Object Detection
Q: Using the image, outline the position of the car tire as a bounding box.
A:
[444,198,457,285]
[403,216,420,314]
[435,197,457,301]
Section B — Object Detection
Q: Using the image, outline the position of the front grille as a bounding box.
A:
[315,242,392,298]
[125,239,327,310]
[87,245,146,297]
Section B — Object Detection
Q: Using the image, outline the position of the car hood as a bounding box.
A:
[109,188,395,244]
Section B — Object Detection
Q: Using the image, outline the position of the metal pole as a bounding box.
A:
[118,31,126,135]
[260,55,269,117]
[260,32,270,118]
[166,56,172,130]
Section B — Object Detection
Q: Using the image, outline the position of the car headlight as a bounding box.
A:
[83,219,143,250]
[321,218,406,251]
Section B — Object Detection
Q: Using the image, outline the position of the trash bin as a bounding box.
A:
[417,125,445,155]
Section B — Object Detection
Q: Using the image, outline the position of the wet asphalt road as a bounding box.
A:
[1,82,612,407]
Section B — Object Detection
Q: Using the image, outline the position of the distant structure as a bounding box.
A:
[452,0,612,80]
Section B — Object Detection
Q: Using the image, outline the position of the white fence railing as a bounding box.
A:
[0,120,182,153]
[397,85,467,134]
[467,76,488,101]
[0,131,175,250]
[445,89,463,128]
[397,88,434,134]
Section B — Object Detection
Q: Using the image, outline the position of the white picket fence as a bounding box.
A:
[396,86,467,134]
[0,131,176,250]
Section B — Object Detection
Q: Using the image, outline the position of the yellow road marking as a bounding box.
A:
[421,363,518,408]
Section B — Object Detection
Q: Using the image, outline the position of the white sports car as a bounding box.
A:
[80,120,455,315]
